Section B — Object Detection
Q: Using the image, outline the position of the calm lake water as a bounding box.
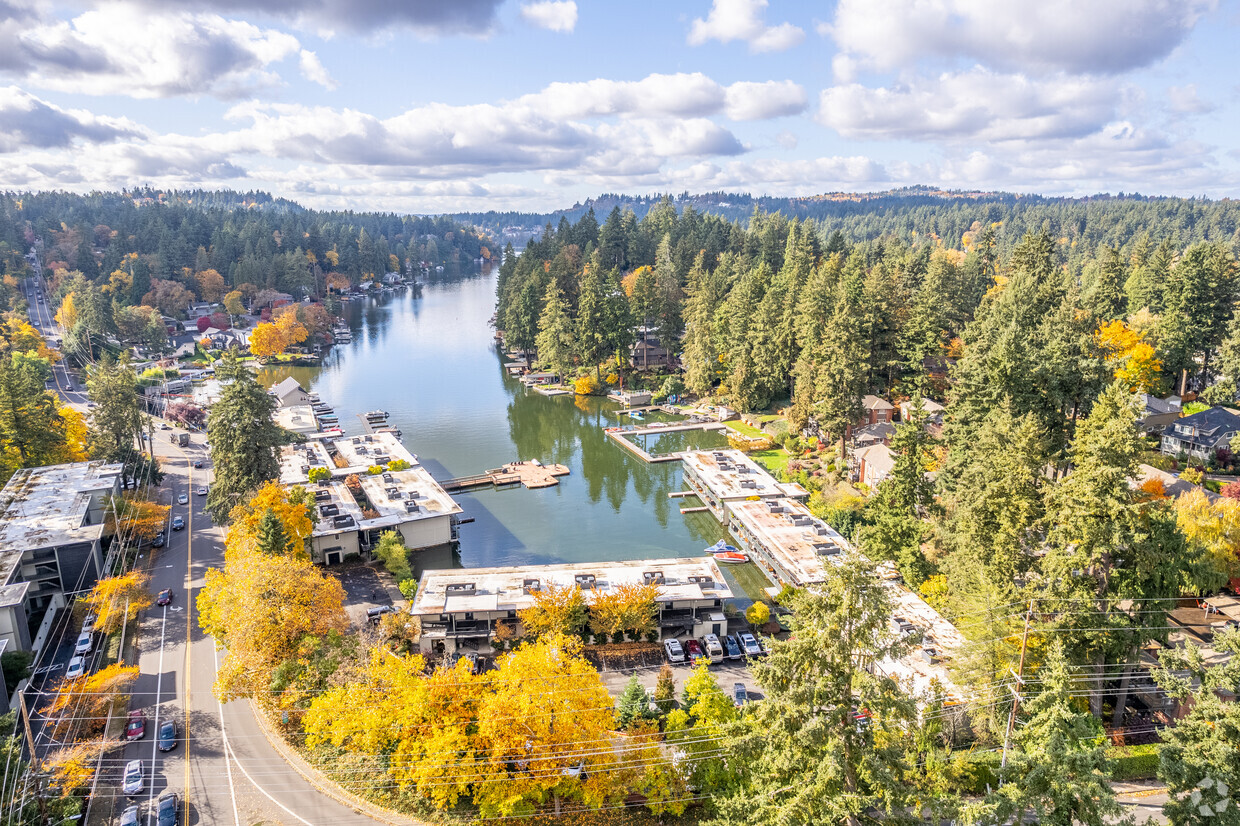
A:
[256,273,766,598]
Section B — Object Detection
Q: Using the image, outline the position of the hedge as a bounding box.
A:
[1107,744,1160,780]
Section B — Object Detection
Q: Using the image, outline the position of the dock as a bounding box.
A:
[605,421,727,463]
[441,461,571,492]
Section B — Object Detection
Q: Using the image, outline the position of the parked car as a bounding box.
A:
[722,634,742,660]
[74,632,92,655]
[158,719,177,752]
[119,805,140,826]
[738,632,763,657]
[66,656,86,679]
[700,634,724,662]
[664,638,686,664]
[177,493,188,505]
[683,638,704,661]
[156,792,178,826]
[734,682,748,706]
[456,652,481,674]
[152,533,165,548]
[82,613,96,634]
[159,423,170,430]
[126,710,147,741]
[171,516,185,531]
[157,588,173,606]
[122,759,143,796]
[366,605,396,624]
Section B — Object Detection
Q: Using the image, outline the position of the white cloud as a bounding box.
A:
[298,50,337,90]
[688,0,804,53]
[1168,83,1212,114]
[129,0,507,37]
[724,80,806,120]
[0,86,142,153]
[820,69,1119,143]
[824,0,1215,77]
[520,1,577,33]
[8,5,306,98]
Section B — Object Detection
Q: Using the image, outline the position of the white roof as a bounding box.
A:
[278,441,335,484]
[728,497,849,587]
[303,480,365,537]
[273,405,319,435]
[412,557,733,617]
[0,462,122,557]
[332,432,417,471]
[356,465,463,527]
[682,449,807,501]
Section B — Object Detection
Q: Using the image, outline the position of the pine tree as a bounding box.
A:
[255,508,289,556]
[796,275,868,456]
[206,351,285,522]
[616,675,651,730]
[535,281,576,380]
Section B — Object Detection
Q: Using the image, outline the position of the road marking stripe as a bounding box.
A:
[212,642,241,825]
[146,605,167,825]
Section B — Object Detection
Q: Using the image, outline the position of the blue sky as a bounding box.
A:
[0,0,1236,213]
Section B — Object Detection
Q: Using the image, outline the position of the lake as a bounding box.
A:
[256,273,766,600]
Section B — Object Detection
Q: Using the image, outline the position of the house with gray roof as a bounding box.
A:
[1160,406,1240,461]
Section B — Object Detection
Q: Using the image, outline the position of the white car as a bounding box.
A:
[82,613,97,634]
[177,493,188,505]
[664,638,686,664]
[738,632,763,657]
[196,486,207,496]
[74,632,92,655]
[66,656,86,679]
[122,759,143,796]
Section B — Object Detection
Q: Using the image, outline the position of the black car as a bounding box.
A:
[152,533,165,548]
[158,719,177,752]
[157,588,173,606]
[367,605,397,625]
[171,516,185,531]
[156,792,178,826]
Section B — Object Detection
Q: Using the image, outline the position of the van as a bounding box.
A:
[700,634,724,663]
[171,432,190,446]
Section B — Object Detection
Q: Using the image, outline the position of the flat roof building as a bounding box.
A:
[0,461,122,650]
[273,404,320,436]
[727,498,849,588]
[356,466,463,550]
[332,431,417,471]
[304,480,365,565]
[411,558,733,655]
[278,441,336,485]
[681,449,807,522]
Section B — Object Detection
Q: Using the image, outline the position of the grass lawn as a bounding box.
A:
[727,420,767,438]
[751,448,791,476]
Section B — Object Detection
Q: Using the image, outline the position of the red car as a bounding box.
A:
[684,638,704,661]
[126,710,147,741]
[157,589,173,606]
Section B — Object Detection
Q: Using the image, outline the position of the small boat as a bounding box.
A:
[705,540,740,555]
[630,410,645,420]
[713,551,749,564]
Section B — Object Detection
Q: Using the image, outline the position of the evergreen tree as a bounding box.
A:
[794,275,868,456]
[992,640,1123,826]
[255,508,289,556]
[615,675,651,730]
[534,281,576,380]
[653,663,676,715]
[681,252,725,395]
[206,351,285,522]
[1085,245,1127,321]
[712,556,917,826]
[85,354,146,489]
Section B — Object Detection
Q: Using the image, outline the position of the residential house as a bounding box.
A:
[270,377,312,408]
[0,462,123,651]
[853,421,896,448]
[630,337,673,370]
[1136,394,1182,436]
[410,558,733,656]
[898,398,946,422]
[860,395,895,426]
[1160,406,1240,461]
[854,443,895,488]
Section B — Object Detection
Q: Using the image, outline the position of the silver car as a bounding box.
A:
[119,804,140,826]
[663,638,686,664]
[65,656,86,679]
[122,759,143,796]
[738,631,763,657]
[74,632,92,655]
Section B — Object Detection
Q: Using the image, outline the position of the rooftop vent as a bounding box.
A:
[446,582,476,597]
[687,575,714,587]
[364,435,373,443]
[642,571,665,585]
[382,473,394,483]
[300,465,310,475]
[386,487,401,499]
[791,515,812,526]
[351,437,360,445]
[314,489,332,501]
[319,503,339,517]
[522,578,541,594]
[332,514,355,528]
[403,500,420,514]
[740,479,757,489]
[574,574,596,589]
[357,446,368,454]
[814,543,840,556]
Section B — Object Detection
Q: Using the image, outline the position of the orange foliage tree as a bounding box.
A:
[44,663,139,739]
[83,571,153,634]
[226,481,314,560]
[248,322,285,359]
[518,582,587,638]
[106,494,171,542]
[194,268,226,302]
[274,306,309,346]
[46,742,99,796]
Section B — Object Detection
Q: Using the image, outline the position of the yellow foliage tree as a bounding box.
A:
[249,322,285,359]
[1096,320,1162,393]
[223,290,246,316]
[197,549,348,702]
[194,268,226,302]
[83,571,153,634]
[44,662,139,738]
[46,742,99,796]
[2,315,58,360]
[106,494,171,542]
[588,581,659,639]
[574,374,599,396]
[55,292,78,331]
[1173,489,1240,587]
[518,582,587,638]
[54,405,90,463]
[274,307,309,347]
[471,634,625,817]
[226,481,313,560]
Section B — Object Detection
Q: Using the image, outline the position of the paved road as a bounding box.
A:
[21,270,384,825]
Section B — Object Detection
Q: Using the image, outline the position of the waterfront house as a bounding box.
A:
[1160,406,1240,460]
[853,421,896,448]
[410,558,733,656]
[305,480,364,565]
[854,444,894,488]
[630,337,673,370]
[273,404,320,436]
[0,462,122,651]
[270,377,312,408]
[860,395,895,426]
[1136,394,1182,436]
[680,449,808,523]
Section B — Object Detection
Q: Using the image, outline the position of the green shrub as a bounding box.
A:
[1108,744,1160,780]
[398,578,417,600]
[307,467,329,483]
[367,464,385,476]
[745,601,771,626]
[957,750,1002,794]
[1,651,33,694]
[387,459,411,471]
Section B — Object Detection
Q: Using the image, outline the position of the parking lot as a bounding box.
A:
[329,562,399,627]
[600,649,765,704]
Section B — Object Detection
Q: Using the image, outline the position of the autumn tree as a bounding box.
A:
[44,663,138,739]
[274,306,309,347]
[518,582,587,638]
[588,581,658,640]
[82,571,153,634]
[105,495,170,543]
[223,290,246,318]
[1096,319,1162,393]
[1172,488,1240,590]
[248,321,286,359]
[194,268,226,302]
[226,481,314,559]
[373,529,412,582]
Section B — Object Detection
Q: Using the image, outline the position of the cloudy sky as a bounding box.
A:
[0,0,1236,212]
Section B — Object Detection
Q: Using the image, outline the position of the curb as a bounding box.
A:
[247,699,430,826]
[1119,787,1169,800]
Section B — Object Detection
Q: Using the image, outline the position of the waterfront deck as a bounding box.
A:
[605,421,727,463]
[441,461,571,492]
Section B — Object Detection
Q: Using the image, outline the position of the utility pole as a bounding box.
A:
[1000,599,1035,774]
[17,692,47,820]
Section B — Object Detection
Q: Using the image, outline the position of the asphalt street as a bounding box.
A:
[22,271,386,825]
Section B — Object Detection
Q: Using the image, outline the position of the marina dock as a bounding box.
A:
[605,421,727,463]
[441,460,571,492]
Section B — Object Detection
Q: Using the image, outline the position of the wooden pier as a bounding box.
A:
[605,421,726,463]
[441,461,571,492]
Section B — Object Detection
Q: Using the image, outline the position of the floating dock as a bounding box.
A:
[441,461,571,492]
[605,421,727,463]
[358,409,403,438]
